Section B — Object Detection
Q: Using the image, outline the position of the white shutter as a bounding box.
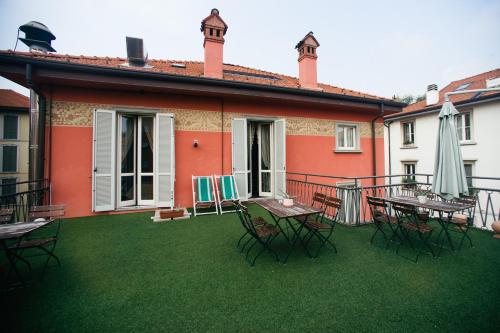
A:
[232,118,248,200]
[155,113,175,208]
[274,119,286,199]
[92,110,116,212]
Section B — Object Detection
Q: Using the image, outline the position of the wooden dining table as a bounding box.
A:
[255,199,323,263]
[384,196,474,253]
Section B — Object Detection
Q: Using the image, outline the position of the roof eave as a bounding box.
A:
[0,53,406,109]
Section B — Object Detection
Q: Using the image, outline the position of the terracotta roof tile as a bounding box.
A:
[0,50,394,103]
[402,68,500,114]
[0,89,29,109]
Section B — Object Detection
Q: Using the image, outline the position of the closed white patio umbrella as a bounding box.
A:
[432,100,468,200]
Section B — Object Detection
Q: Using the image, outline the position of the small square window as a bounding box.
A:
[1,145,17,172]
[402,162,416,182]
[2,115,18,140]
[336,123,359,151]
[464,163,473,188]
[1,177,17,196]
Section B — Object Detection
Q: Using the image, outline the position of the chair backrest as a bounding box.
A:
[219,175,239,201]
[235,202,258,236]
[0,208,14,224]
[392,202,419,225]
[452,194,477,222]
[322,196,342,221]
[367,196,389,221]
[311,192,326,209]
[29,205,66,221]
[195,176,214,202]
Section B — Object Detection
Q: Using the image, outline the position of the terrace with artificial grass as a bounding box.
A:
[2,204,500,332]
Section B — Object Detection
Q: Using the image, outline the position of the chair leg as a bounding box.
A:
[236,231,249,250]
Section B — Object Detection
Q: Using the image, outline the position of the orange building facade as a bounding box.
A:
[0,10,404,217]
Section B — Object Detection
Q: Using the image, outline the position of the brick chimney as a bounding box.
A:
[201,8,228,79]
[295,32,320,90]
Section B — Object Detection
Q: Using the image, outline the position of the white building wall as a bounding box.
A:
[384,99,500,229]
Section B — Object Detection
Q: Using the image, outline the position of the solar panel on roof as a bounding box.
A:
[223,70,280,81]
[454,82,471,91]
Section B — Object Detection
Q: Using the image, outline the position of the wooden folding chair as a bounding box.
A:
[9,205,65,278]
[214,174,240,214]
[393,202,434,262]
[367,196,400,248]
[301,196,342,258]
[235,203,280,266]
[192,176,219,216]
[443,194,477,250]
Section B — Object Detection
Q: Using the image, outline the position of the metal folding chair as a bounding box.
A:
[295,192,326,225]
[367,196,400,248]
[301,196,342,258]
[393,202,434,262]
[235,203,280,266]
[9,205,65,278]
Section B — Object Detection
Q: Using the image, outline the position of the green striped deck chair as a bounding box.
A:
[214,174,240,214]
[192,175,219,216]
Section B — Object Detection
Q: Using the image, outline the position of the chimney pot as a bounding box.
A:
[296,32,320,90]
[201,8,228,79]
[426,84,439,106]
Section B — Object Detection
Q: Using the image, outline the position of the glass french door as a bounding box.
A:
[258,123,273,197]
[117,115,155,207]
[138,116,154,205]
[118,115,136,207]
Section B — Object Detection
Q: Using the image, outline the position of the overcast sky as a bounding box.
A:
[1,0,499,98]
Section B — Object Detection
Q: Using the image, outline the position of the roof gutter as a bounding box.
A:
[0,53,406,108]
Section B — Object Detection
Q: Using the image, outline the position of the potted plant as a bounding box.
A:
[415,188,430,204]
[401,177,416,189]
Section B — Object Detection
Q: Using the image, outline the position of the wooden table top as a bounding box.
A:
[255,199,322,218]
[384,196,473,213]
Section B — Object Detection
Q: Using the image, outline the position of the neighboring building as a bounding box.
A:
[0,89,29,196]
[0,10,404,217]
[384,69,500,226]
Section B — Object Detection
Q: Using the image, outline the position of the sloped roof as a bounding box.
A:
[0,89,29,109]
[0,50,396,103]
[401,68,500,114]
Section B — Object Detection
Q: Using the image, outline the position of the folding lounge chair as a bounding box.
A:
[214,174,240,214]
[192,176,219,216]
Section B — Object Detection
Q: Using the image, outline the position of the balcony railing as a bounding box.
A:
[286,172,499,230]
[0,179,50,222]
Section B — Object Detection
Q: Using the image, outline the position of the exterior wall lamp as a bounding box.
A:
[193,140,199,148]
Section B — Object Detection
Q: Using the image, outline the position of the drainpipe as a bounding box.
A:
[384,120,393,185]
[370,103,384,186]
[220,97,224,175]
[26,64,46,198]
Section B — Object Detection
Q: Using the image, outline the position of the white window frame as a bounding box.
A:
[401,120,415,146]
[0,114,20,140]
[402,162,416,181]
[0,144,18,173]
[463,161,474,189]
[0,177,18,196]
[335,122,360,151]
[455,111,473,143]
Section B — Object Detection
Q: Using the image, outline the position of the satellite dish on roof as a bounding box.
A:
[18,21,56,53]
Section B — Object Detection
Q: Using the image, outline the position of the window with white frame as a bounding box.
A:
[403,162,416,181]
[402,121,415,146]
[0,177,17,196]
[455,112,472,142]
[1,115,19,140]
[0,145,18,172]
[336,123,359,151]
[464,162,473,188]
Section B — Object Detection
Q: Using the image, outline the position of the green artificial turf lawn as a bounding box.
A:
[2,204,500,332]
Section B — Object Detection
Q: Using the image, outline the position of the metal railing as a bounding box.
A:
[0,179,50,222]
[286,172,500,229]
